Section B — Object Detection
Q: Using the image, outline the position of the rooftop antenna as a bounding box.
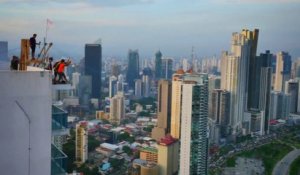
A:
[94,38,102,45]
[191,46,195,71]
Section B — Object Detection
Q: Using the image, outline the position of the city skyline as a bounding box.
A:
[0,0,300,59]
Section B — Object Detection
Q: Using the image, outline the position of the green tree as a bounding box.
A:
[88,135,100,152]
[118,132,135,143]
[102,119,110,124]
[77,163,99,175]
[138,111,150,117]
[63,129,77,173]
[123,145,133,156]
[143,125,154,132]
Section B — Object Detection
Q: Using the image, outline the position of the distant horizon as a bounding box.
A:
[0,0,299,59]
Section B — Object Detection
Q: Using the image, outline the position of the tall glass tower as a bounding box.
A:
[126,49,139,89]
[179,73,209,175]
[84,44,102,101]
[155,50,162,80]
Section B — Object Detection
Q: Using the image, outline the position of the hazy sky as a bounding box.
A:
[0,0,299,59]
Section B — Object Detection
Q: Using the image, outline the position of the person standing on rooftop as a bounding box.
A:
[29,33,38,59]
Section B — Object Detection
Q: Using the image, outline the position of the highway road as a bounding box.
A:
[272,149,300,175]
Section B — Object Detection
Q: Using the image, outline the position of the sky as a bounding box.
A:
[0,0,299,60]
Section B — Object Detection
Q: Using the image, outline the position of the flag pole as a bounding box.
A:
[45,19,48,43]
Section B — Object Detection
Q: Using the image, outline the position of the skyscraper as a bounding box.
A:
[78,75,92,107]
[162,58,173,80]
[221,31,251,135]
[126,49,140,89]
[292,59,300,79]
[208,76,221,120]
[0,41,8,61]
[259,67,273,134]
[170,70,184,139]
[241,29,259,110]
[109,93,125,125]
[155,50,162,80]
[269,91,291,119]
[157,135,179,175]
[211,89,230,137]
[284,80,299,113]
[274,51,292,92]
[72,72,81,96]
[182,58,189,72]
[111,63,121,77]
[135,79,142,98]
[250,50,273,109]
[179,73,209,175]
[142,75,150,97]
[109,76,118,98]
[76,121,88,164]
[84,44,102,101]
[152,80,172,141]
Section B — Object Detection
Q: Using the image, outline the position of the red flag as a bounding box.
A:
[47,18,53,28]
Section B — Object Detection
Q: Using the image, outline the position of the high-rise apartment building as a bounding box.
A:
[76,121,88,164]
[126,49,140,89]
[284,80,299,113]
[170,70,184,139]
[274,51,292,92]
[139,147,158,163]
[0,41,8,61]
[157,135,179,175]
[84,44,102,101]
[179,73,209,175]
[109,93,125,125]
[152,80,172,141]
[155,50,162,79]
[221,31,252,135]
[162,58,173,80]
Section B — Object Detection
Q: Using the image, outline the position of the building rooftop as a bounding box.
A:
[133,159,157,168]
[111,127,125,132]
[159,135,177,146]
[140,146,157,153]
[100,143,119,151]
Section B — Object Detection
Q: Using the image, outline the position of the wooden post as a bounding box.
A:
[19,39,30,71]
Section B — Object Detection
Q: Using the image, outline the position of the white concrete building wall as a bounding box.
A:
[0,70,52,175]
[179,84,193,175]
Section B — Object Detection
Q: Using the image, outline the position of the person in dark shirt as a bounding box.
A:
[45,57,53,71]
[10,56,19,70]
[29,34,38,59]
